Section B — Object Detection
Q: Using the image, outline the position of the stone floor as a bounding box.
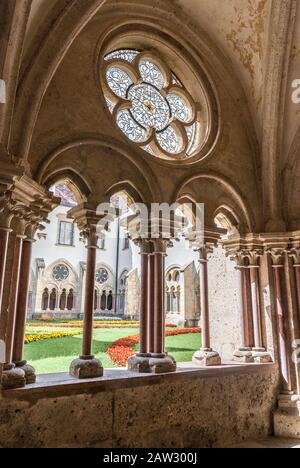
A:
[231,437,300,448]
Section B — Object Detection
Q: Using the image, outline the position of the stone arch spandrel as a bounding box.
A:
[175,172,257,232]
[35,139,160,205]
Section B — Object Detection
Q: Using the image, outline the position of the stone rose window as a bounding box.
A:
[96,268,109,284]
[102,49,198,160]
[52,264,69,281]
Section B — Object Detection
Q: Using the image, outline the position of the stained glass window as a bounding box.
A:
[103,49,197,159]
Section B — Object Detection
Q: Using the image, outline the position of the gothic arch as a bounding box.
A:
[34,137,159,204]
[175,172,255,232]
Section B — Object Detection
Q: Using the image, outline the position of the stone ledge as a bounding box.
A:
[1,362,277,401]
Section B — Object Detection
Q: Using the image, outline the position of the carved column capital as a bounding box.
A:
[267,248,286,267]
[287,247,300,266]
[242,249,263,267]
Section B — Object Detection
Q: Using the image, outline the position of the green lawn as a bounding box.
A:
[24,327,201,374]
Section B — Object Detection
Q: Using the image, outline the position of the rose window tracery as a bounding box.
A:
[102,49,198,159]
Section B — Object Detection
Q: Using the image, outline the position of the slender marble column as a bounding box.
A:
[294,264,300,324]
[248,253,273,362]
[137,241,150,356]
[232,254,254,363]
[82,231,97,357]
[249,265,263,349]
[70,230,103,379]
[153,241,166,356]
[193,246,221,366]
[0,227,11,312]
[148,250,155,354]
[5,233,24,364]
[1,232,26,389]
[128,239,176,374]
[244,266,255,348]
[12,238,36,383]
[272,254,292,393]
[236,264,247,348]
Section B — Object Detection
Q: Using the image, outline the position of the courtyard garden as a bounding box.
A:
[24,320,201,374]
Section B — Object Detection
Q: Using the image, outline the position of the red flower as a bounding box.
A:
[107,328,201,367]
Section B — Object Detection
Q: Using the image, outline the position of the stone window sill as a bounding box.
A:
[2,362,277,400]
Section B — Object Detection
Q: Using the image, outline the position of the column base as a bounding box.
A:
[251,348,273,363]
[127,353,176,374]
[69,355,103,379]
[232,347,254,363]
[192,348,221,367]
[14,360,36,384]
[274,394,300,439]
[1,363,26,390]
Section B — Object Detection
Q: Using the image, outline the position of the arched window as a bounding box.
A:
[59,289,67,310]
[107,291,113,311]
[166,288,171,312]
[101,291,107,310]
[42,288,49,311]
[49,289,57,311]
[176,287,181,314]
[174,271,180,282]
[118,271,128,314]
[94,290,98,311]
[171,287,176,313]
[67,289,74,310]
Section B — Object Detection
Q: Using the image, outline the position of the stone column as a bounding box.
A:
[231,253,254,363]
[70,228,103,379]
[148,249,155,354]
[12,235,36,384]
[271,250,292,394]
[1,226,26,390]
[128,239,176,373]
[0,227,11,311]
[193,245,221,366]
[290,248,300,339]
[128,240,151,371]
[247,251,273,363]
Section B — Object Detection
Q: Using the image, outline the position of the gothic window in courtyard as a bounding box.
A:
[52,264,70,281]
[99,235,106,250]
[107,291,113,311]
[58,220,74,246]
[100,291,107,310]
[102,49,198,160]
[67,289,74,310]
[42,288,49,311]
[94,289,98,311]
[166,268,181,314]
[118,270,128,314]
[49,289,57,311]
[123,235,130,250]
[59,289,67,310]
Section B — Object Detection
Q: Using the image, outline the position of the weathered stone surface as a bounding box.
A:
[274,395,300,439]
[15,362,36,385]
[113,367,279,448]
[1,367,26,390]
[69,357,103,379]
[128,354,176,374]
[0,367,279,448]
[193,349,221,367]
[233,348,254,363]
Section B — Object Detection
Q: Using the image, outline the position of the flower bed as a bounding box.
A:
[107,328,201,367]
[25,330,81,344]
[26,321,178,329]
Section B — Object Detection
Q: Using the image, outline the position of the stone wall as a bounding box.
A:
[0,365,279,448]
